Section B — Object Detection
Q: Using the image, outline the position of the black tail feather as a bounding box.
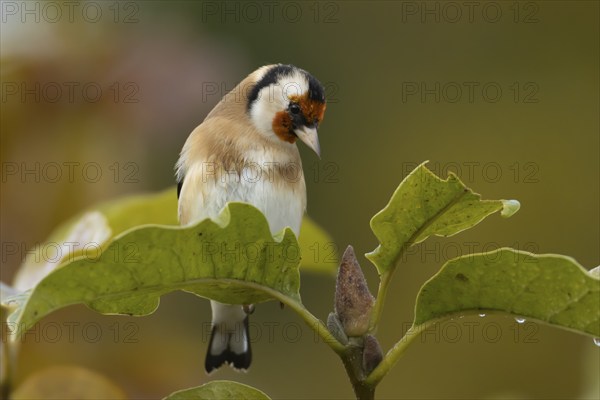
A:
[205,316,252,373]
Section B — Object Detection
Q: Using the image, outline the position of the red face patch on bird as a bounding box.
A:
[272,93,326,144]
[289,94,327,125]
[272,111,297,144]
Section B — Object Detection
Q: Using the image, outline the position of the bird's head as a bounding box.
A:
[247,64,326,157]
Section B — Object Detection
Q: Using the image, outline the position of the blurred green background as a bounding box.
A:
[1,1,598,399]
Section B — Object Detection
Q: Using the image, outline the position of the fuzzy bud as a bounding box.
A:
[327,312,349,345]
[362,334,383,375]
[334,245,375,337]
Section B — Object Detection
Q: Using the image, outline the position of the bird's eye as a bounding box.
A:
[289,103,301,115]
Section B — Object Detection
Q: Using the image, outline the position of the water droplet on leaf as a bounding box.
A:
[478,313,486,318]
[501,199,521,218]
[515,317,526,324]
[593,338,600,347]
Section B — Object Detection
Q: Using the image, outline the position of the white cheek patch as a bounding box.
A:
[249,87,280,139]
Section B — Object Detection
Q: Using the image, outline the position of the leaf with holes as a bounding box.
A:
[366,162,520,273]
[414,248,600,336]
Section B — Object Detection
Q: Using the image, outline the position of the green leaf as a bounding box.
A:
[95,186,181,232]
[7,203,302,338]
[12,188,179,291]
[99,188,336,271]
[366,162,519,273]
[298,216,338,274]
[366,248,600,386]
[164,381,271,400]
[13,188,335,291]
[37,188,179,258]
[414,248,600,336]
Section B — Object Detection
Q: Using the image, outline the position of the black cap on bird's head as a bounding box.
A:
[247,64,326,156]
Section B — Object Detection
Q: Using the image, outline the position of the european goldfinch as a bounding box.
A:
[175,64,326,373]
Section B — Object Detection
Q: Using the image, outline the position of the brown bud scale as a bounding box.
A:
[334,245,375,337]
